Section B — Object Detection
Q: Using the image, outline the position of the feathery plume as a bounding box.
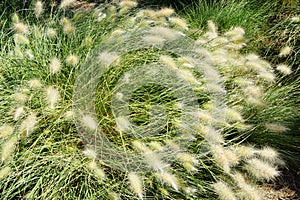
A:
[49,57,62,74]
[258,72,275,82]
[132,140,150,153]
[0,125,14,138]
[12,13,19,23]
[156,171,180,191]
[19,113,37,137]
[212,181,237,200]
[46,86,60,109]
[176,152,198,165]
[13,22,29,34]
[276,64,292,75]
[88,160,105,179]
[231,172,261,200]
[168,17,188,30]
[14,34,29,44]
[128,172,144,199]
[63,23,75,35]
[225,108,243,122]
[156,8,174,17]
[82,115,98,130]
[46,28,57,38]
[34,1,43,17]
[115,116,131,132]
[279,46,292,57]
[66,54,79,66]
[244,85,261,99]
[64,110,75,120]
[233,145,256,158]
[83,148,97,159]
[1,136,18,162]
[144,150,167,171]
[14,92,27,104]
[119,0,138,8]
[14,107,25,121]
[265,123,289,133]
[0,166,11,179]
[160,55,177,69]
[246,158,280,181]
[28,79,42,88]
[257,146,278,162]
[148,141,163,151]
[60,0,76,9]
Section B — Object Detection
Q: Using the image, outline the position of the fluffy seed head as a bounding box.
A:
[12,13,19,23]
[14,34,29,44]
[233,145,257,158]
[156,8,174,17]
[14,107,25,121]
[14,92,27,104]
[148,141,163,151]
[210,144,232,173]
[1,136,18,162]
[115,116,131,132]
[0,166,11,179]
[60,0,76,9]
[49,57,62,74]
[83,148,97,159]
[119,0,138,8]
[246,158,280,181]
[35,1,43,17]
[28,79,42,88]
[156,171,180,191]
[205,128,224,144]
[257,146,278,162]
[144,151,167,171]
[46,28,57,38]
[207,20,217,34]
[265,123,289,133]
[128,172,144,200]
[82,115,98,130]
[177,69,199,84]
[291,16,300,23]
[224,27,245,37]
[0,125,14,138]
[244,85,261,99]
[231,173,261,200]
[225,108,243,122]
[160,55,177,69]
[169,17,188,30]
[212,181,237,200]
[276,64,292,75]
[46,86,60,109]
[64,110,75,120]
[279,46,292,57]
[132,140,150,153]
[19,113,37,137]
[176,152,198,165]
[13,22,29,34]
[66,54,79,66]
[258,72,275,82]
[64,23,75,35]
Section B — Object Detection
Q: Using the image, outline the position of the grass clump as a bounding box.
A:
[0,0,299,199]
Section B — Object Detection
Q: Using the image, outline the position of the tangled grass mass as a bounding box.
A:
[0,0,299,199]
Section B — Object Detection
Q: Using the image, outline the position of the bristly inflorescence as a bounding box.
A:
[0,0,298,199]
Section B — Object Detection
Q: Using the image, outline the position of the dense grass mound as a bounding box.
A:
[0,1,299,199]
